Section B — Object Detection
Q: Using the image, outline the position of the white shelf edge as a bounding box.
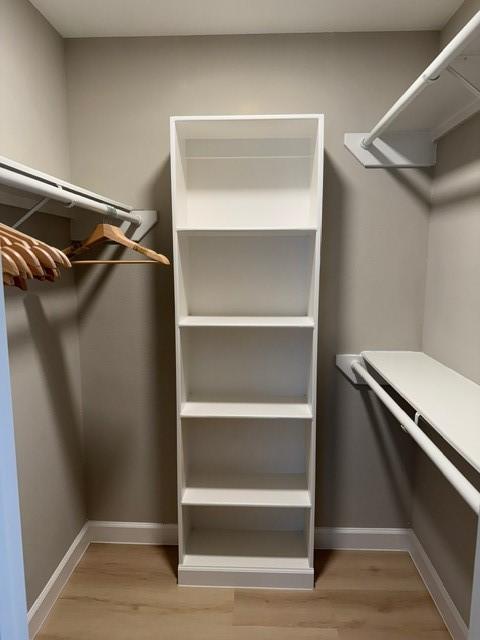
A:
[180,400,313,419]
[178,315,315,328]
[181,473,311,508]
[176,227,317,236]
[185,156,313,161]
[0,154,132,211]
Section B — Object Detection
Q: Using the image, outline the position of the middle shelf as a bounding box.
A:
[180,400,312,419]
[178,315,315,328]
[182,472,311,508]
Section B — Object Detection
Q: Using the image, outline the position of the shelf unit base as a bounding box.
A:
[178,566,314,589]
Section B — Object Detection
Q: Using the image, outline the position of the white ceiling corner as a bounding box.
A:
[28,0,465,39]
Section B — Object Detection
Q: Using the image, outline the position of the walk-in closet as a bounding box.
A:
[1,1,479,639]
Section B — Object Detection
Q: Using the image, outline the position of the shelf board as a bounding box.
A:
[185,155,313,160]
[182,473,311,508]
[176,227,317,236]
[180,400,313,419]
[362,351,480,474]
[183,529,309,570]
[178,315,314,328]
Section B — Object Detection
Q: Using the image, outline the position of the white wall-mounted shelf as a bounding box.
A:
[345,10,480,167]
[337,350,480,475]
[0,155,157,241]
[362,351,480,475]
[171,114,323,589]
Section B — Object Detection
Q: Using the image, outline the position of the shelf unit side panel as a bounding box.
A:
[307,117,324,566]
[170,118,187,561]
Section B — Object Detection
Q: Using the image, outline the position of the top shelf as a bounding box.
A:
[362,351,480,474]
[345,10,480,167]
[176,227,317,236]
[0,154,138,223]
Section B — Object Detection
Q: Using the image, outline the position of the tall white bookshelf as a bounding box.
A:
[170,115,324,589]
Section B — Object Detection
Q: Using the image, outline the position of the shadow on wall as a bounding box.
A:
[22,293,84,496]
[152,158,177,521]
[316,154,416,528]
[70,156,177,522]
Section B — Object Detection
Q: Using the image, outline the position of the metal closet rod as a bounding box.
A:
[361,9,480,149]
[352,361,480,515]
[0,163,142,227]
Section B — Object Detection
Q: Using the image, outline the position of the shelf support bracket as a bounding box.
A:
[12,196,50,229]
[344,131,436,168]
[336,354,388,386]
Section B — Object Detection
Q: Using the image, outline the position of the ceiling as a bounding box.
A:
[29,0,464,38]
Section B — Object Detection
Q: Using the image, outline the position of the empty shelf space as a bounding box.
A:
[183,529,309,570]
[180,400,313,419]
[362,351,480,474]
[177,232,316,316]
[178,315,315,328]
[182,473,311,507]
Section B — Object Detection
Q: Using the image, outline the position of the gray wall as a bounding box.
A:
[415,111,480,625]
[0,0,84,608]
[0,0,70,178]
[412,1,480,625]
[2,209,85,609]
[441,0,480,44]
[65,31,436,526]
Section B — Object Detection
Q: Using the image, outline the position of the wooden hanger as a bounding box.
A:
[64,224,170,265]
[2,247,33,279]
[0,224,71,269]
[0,224,70,289]
[11,243,45,277]
[1,251,20,277]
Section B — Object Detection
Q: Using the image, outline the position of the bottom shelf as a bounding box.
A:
[183,528,309,570]
[180,528,312,589]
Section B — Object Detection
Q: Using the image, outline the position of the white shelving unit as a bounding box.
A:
[170,115,324,589]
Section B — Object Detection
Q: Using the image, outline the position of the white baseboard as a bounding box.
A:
[408,531,467,640]
[89,520,178,545]
[28,522,90,639]
[315,527,410,551]
[28,522,466,640]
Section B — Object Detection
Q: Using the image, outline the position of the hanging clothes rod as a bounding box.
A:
[0,157,142,227]
[361,9,480,149]
[351,360,480,515]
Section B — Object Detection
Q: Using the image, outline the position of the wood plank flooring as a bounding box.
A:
[37,544,452,639]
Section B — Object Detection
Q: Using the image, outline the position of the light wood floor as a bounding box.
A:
[37,544,451,639]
